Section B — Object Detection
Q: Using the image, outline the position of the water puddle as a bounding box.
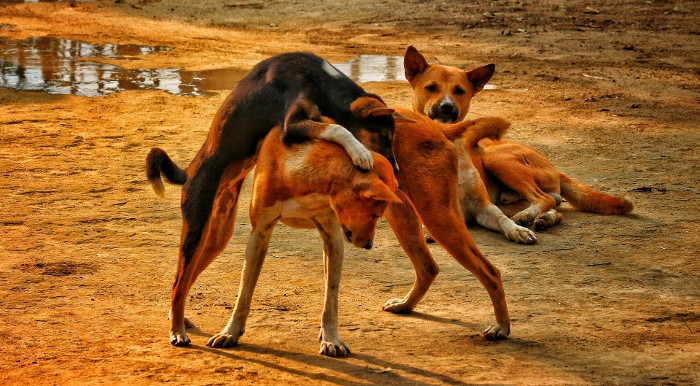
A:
[0,36,489,97]
[0,36,248,97]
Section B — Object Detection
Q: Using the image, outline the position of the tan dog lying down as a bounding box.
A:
[404,45,632,237]
[204,124,400,357]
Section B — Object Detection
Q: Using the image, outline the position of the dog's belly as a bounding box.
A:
[278,194,333,229]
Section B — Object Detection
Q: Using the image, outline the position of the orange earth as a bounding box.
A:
[1,0,698,384]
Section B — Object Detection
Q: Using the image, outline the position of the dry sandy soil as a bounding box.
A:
[1,0,699,384]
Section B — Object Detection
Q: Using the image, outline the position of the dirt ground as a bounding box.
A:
[1,0,699,384]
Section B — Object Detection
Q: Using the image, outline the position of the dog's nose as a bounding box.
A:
[345,230,352,241]
[440,102,455,114]
[363,242,373,250]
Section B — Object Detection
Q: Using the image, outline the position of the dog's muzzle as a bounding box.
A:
[430,102,459,123]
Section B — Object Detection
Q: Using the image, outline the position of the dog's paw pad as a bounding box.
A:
[482,324,509,340]
[382,298,413,313]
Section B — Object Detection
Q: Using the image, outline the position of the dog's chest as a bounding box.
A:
[278,194,333,226]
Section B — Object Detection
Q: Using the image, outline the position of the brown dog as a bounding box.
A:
[147,52,404,347]
[381,107,511,340]
[201,122,401,357]
[150,106,512,347]
[404,46,633,232]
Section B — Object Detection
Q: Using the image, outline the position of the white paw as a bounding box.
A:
[320,340,351,357]
[382,298,413,313]
[170,328,191,347]
[505,224,537,244]
[319,329,350,357]
[534,209,563,231]
[319,124,373,171]
[482,324,509,340]
[207,332,241,348]
[347,143,373,171]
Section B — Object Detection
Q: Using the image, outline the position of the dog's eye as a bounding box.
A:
[425,85,437,93]
[454,87,465,96]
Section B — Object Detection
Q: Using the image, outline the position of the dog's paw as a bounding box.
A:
[533,209,563,231]
[170,329,191,347]
[348,143,373,171]
[505,225,537,244]
[206,332,241,348]
[318,329,351,357]
[511,213,533,227]
[382,298,413,313]
[319,339,351,357]
[482,324,510,341]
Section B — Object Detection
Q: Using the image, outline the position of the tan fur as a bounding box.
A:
[173,125,400,357]
[405,45,633,234]
[382,107,511,340]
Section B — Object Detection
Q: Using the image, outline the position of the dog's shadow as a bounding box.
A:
[188,340,467,386]
[392,310,485,330]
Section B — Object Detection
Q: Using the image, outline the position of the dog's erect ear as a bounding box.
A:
[404,46,429,83]
[466,64,495,93]
[357,179,402,204]
[351,97,394,119]
[392,111,416,123]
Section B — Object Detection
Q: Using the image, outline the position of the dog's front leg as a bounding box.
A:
[312,216,351,357]
[207,217,277,348]
[475,204,537,244]
[283,96,373,170]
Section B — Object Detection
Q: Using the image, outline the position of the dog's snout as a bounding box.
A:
[363,242,373,250]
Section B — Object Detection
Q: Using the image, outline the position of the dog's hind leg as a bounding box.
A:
[313,215,351,357]
[421,208,510,340]
[403,170,510,339]
[383,190,440,313]
[483,150,559,227]
[207,210,277,348]
[170,161,251,347]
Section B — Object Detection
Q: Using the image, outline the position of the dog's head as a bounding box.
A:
[348,96,415,174]
[404,46,495,123]
[330,155,401,250]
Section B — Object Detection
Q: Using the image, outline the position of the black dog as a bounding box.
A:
[146,52,405,346]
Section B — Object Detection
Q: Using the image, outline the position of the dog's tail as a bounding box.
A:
[444,117,510,150]
[559,173,633,215]
[146,148,187,198]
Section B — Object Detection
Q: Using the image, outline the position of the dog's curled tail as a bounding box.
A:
[559,173,633,215]
[146,148,187,198]
[445,117,510,150]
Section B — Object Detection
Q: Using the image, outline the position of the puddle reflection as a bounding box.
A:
[0,37,419,98]
[0,36,246,97]
[333,55,406,83]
